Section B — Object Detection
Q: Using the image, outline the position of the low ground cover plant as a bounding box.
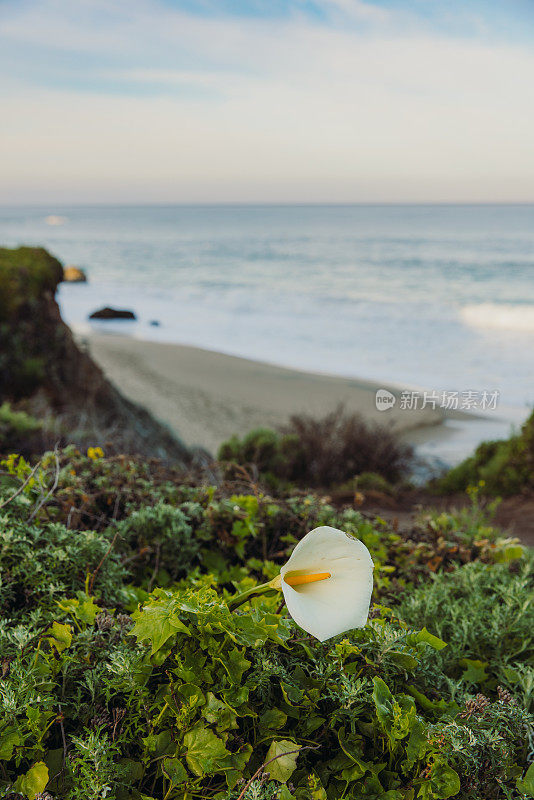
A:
[0,449,532,800]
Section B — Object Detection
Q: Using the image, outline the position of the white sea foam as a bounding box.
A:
[461,303,534,333]
[2,203,534,418]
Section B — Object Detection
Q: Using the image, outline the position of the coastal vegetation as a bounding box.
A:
[218,408,412,489]
[0,247,533,799]
[0,448,532,800]
[436,410,534,496]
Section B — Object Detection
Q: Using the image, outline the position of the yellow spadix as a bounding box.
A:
[283,571,331,587]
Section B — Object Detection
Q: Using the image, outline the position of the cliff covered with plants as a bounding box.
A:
[0,246,194,464]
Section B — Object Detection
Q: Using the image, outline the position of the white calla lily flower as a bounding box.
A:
[279,526,374,642]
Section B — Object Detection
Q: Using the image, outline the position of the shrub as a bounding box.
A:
[354,471,395,493]
[1,449,519,603]
[218,428,292,487]
[218,407,413,488]
[0,402,42,452]
[0,512,126,621]
[397,557,534,710]
[22,446,187,533]
[114,502,200,586]
[437,409,534,496]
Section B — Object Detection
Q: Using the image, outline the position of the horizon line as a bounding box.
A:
[2,200,534,209]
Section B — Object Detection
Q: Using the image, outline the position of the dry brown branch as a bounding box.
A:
[88,530,120,595]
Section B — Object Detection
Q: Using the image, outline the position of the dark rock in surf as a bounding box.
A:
[89,307,136,320]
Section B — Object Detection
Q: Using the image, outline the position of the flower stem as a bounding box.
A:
[228,575,282,610]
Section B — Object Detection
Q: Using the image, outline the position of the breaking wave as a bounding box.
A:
[461,303,534,333]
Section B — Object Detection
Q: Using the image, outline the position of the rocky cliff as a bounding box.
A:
[0,246,196,464]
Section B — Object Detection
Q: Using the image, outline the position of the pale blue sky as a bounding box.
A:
[2,0,534,203]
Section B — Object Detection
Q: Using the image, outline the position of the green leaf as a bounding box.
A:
[216,647,251,683]
[260,708,287,731]
[265,740,301,783]
[407,686,458,718]
[116,759,144,784]
[176,683,205,709]
[300,715,325,736]
[389,651,419,670]
[430,759,461,799]
[409,628,447,651]
[404,718,428,771]
[16,762,49,800]
[372,678,416,742]
[517,762,534,797]
[503,666,521,684]
[46,621,72,653]
[306,773,328,799]
[392,696,416,740]
[76,596,102,624]
[341,763,366,782]
[131,601,190,654]
[217,745,253,789]
[162,757,188,787]
[57,592,102,625]
[203,693,237,731]
[372,677,394,729]
[43,748,64,786]
[234,614,287,648]
[184,724,230,777]
[459,658,488,684]
[0,728,22,760]
[279,786,295,800]
[142,730,174,758]
[495,544,524,563]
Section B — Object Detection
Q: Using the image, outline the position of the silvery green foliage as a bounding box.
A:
[0,448,532,799]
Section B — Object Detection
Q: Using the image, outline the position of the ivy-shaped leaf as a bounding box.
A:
[46,621,72,653]
[266,740,301,783]
[459,658,488,684]
[0,728,22,760]
[184,724,229,777]
[57,592,102,625]
[131,601,190,654]
[16,762,49,800]
[162,757,188,788]
[430,759,461,799]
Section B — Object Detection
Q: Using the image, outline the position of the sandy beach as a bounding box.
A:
[80,333,456,455]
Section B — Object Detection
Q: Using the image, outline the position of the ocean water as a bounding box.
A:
[1,204,533,455]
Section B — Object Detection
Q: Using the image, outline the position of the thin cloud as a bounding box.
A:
[1,0,534,202]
